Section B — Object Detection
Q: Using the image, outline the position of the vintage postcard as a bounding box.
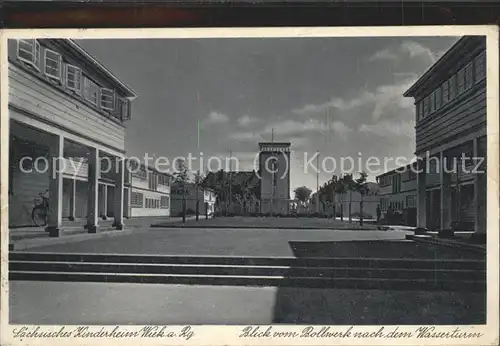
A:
[1,26,498,345]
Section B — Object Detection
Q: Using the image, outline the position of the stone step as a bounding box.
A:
[9,270,485,291]
[9,260,486,281]
[9,252,486,271]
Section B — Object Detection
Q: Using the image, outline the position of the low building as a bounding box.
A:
[8,38,136,235]
[127,161,172,218]
[170,182,216,217]
[333,182,380,219]
[376,162,418,226]
[403,36,486,240]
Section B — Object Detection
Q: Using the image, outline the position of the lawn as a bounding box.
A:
[152,216,378,230]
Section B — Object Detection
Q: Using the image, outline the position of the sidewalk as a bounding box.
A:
[152,216,378,230]
[8,216,195,251]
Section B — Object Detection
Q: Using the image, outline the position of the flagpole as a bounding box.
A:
[316,150,320,213]
[228,149,232,215]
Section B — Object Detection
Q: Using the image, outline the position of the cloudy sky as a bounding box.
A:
[77,35,458,193]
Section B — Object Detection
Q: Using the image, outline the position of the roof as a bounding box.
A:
[403,36,484,98]
[65,40,137,99]
[376,161,418,179]
[259,142,291,146]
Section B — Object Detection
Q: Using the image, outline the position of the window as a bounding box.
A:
[113,97,130,121]
[44,49,62,80]
[429,91,436,114]
[17,39,40,70]
[442,80,449,104]
[475,52,486,82]
[448,75,457,101]
[65,64,82,93]
[423,97,430,117]
[416,102,423,121]
[406,195,416,208]
[392,174,401,193]
[131,192,143,208]
[148,172,158,191]
[161,196,170,209]
[158,175,170,186]
[465,62,474,90]
[457,68,466,95]
[83,77,99,106]
[100,88,115,111]
[435,86,442,110]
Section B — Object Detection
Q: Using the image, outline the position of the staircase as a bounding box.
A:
[9,252,486,291]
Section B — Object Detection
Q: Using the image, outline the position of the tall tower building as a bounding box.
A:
[258,142,291,214]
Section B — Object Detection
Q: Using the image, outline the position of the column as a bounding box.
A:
[113,157,125,229]
[416,158,427,229]
[440,151,452,232]
[102,184,108,220]
[68,178,76,221]
[46,135,64,237]
[86,147,99,233]
[472,137,486,242]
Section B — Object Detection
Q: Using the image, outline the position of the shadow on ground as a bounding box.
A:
[288,240,485,260]
[271,287,486,324]
[271,240,486,324]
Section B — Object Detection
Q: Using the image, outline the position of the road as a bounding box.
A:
[10,281,485,325]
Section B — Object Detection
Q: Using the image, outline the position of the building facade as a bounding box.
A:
[8,38,137,236]
[403,36,487,240]
[170,183,216,217]
[258,142,291,214]
[377,163,418,226]
[128,161,172,218]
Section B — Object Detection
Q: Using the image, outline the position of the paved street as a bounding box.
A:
[10,281,485,325]
[19,227,411,256]
[20,226,483,260]
[155,216,378,230]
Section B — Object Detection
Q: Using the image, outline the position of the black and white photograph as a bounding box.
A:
[1,26,498,345]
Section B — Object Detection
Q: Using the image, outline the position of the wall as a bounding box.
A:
[8,40,126,152]
[416,86,486,154]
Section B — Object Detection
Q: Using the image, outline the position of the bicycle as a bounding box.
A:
[31,189,50,227]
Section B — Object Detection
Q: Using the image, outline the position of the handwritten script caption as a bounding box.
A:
[12,326,195,340]
[239,326,484,340]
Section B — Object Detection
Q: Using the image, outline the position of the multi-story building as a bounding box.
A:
[258,142,291,214]
[403,36,487,241]
[127,161,172,218]
[8,38,137,236]
[376,162,418,226]
[170,182,216,217]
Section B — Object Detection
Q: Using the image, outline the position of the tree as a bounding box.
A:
[334,176,347,221]
[194,170,205,221]
[294,186,312,205]
[354,171,369,226]
[173,159,190,222]
[342,174,356,223]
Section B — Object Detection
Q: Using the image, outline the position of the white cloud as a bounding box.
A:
[230,118,351,142]
[237,115,259,127]
[292,75,417,122]
[368,48,399,62]
[359,120,415,139]
[292,91,376,115]
[368,40,440,65]
[201,111,229,127]
[400,41,437,64]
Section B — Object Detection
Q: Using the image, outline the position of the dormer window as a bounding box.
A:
[65,64,82,93]
[17,39,40,70]
[44,49,62,81]
[83,77,99,106]
[100,88,115,111]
